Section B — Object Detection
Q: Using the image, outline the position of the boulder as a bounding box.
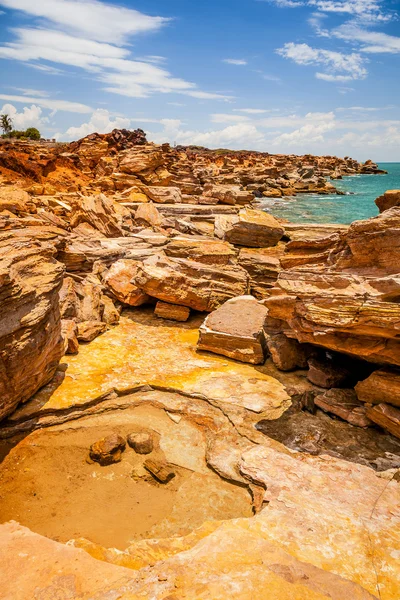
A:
[217,208,284,248]
[61,319,79,355]
[103,259,150,306]
[266,334,309,371]
[127,432,154,454]
[238,246,284,299]
[89,434,126,465]
[366,403,400,439]
[0,188,32,214]
[134,255,249,312]
[375,190,400,213]
[144,458,175,483]
[203,184,254,206]
[100,295,120,326]
[134,202,162,227]
[198,296,268,364]
[307,357,351,388]
[119,145,164,174]
[154,301,190,322]
[77,320,107,342]
[70,194,133,237]
[145,186,182,204]
[0,231,64,420]
[355,368,400,408]
[164,237,237,265]
[314,389,372,428]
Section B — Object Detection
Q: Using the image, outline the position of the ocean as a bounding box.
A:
[258,162,400,225]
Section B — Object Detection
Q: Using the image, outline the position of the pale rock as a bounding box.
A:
[217,208,284,248]
[103,259,150,306]
[134,202,162,227]
[198,296,268,364]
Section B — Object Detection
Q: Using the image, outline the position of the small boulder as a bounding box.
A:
[375,190,400,213]
[77,320,107,342]
[314,389,372,428]
[154,301,190,322]
[134,202,162,227]
[144,458,175,483]
[198,295,268,364]
[127,432,154,454]
[366,403,400,439]
[355,368,400,408]
[89,434,126,466]
[266,334,309,371]
[218,208,284,248]
[61,319,79,355]
[307,357,351,389]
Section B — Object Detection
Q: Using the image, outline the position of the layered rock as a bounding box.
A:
[314,389,372,428]
[375,189,400,213]
[134,255,249,311]
[216,208,284,248]
[265,208,400,366]
[0,231,64,419]
[198,296,268,364]
[70,193,133,237]
[355,368,400,407]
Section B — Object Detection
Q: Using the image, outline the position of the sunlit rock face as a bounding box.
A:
[0,230,64,420]
[265,208,400,366]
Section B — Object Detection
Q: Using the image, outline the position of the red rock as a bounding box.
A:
[366,403,400,438]
[375,189,400,213]
[103,259,150,306]
[89,433,126,465]
[154,301,190,322]
[314,389,372,428]
[355,368,400,408]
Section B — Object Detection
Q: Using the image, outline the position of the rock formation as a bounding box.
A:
[0,131,398,599]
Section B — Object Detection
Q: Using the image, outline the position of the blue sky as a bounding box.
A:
[0,0,399,160]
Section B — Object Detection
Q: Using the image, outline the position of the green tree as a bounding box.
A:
[25,127,41,140]
[0,114,13,137]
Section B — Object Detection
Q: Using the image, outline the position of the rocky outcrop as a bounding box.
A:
[265,207,400,366]
[70,194,133,237]
[375,189,400,213]
[355,368,400,407]
[134,255,249,311]
[0,231,64,419]
[216,208,284,248]
[198,295,268,364]
[102,259,150,306]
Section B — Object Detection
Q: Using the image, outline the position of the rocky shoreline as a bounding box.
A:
[0,129,399,599]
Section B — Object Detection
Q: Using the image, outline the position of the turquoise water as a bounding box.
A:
[259,163,400,224]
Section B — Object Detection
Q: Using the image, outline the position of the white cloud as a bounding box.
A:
[0,20,230,101]
[210,113,250,123]
[151,120,265,149]
[12,87,50,97]
[234,108,270,114]
[267,0,390,22]
[0,0,169,44]
[222,58,248,65]
[56,108,131,140]
[271,111,336,145]
[333,24,400,54]
[0,103,45,129]
[277,42,367,80]
[0,93,91,112]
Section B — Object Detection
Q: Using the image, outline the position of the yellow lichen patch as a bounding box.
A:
[12,308,290,420]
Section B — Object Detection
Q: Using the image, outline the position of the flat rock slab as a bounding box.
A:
[356,368,400,408]
[366,403,400,439]
[8,308,290,423]
[155,301,190,322]
[198,295,268,364]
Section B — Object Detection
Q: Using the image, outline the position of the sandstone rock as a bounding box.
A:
[203,183,254,206]
[0,231,64,420]
[266,334,309,371]
[355,368,400,407]
[103,259,150,306]
[70,193,133,237]
[145,186,182,204]
[375,189,400,213]
[238,246,284,299]
[59,276,78,319]
[314,389,372,427]
[144,458,175,483]
[89,433,126,465]
[61,319,79,355]
[134,202,162,227]
[0,187,31,214]
[77,320,107,342]
[164,237,237,265]
[366,403,400,439]
[218,208,284,248]
[134,255,249,311]
[307,357,351,388]
[265,208,400,366]
[127,432,154,454]
[119,145,163,174]
[100,294,120,326]
[198,296,268,364]
[155,301,190,322]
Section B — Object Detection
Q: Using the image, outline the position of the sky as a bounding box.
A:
[0,0,399,160]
